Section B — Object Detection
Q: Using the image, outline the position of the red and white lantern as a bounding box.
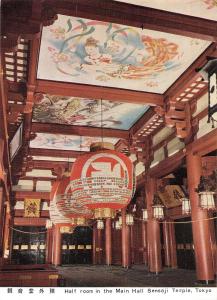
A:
[55,176,93,221]
[70,142,134,217]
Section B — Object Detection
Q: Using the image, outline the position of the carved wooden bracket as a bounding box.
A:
[135,136,154,169]
[155,98,198,142]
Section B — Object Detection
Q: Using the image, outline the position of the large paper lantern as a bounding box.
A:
[49,180,73,226]
[55,176,93,223]
[70,142,134,217]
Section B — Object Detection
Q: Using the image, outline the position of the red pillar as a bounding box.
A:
[53,225,61,266]
[121,209,130,268]
[3,206,11,260]
[163,220,171,267]
[0,187,4,259]
[97,228,102,264]
[146,176,162,274]
[208,212,217,275]
[147,219,162,273]
[186,152,214,282]
[46,228,53,264]
[105,218,112,266]
[130,225,134,265]
[168,221,177,268]
[92,223,97,265]
[141,222,148,265]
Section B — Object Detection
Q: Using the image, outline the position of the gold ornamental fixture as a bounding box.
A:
[152,194,164,220]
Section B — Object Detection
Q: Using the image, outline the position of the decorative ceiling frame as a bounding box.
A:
[44,0,217,41]
[2,0,217,186]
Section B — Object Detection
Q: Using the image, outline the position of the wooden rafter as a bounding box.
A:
[14,190,50,200]
[36,80,163,106]
[31,122,129,139]
[29,148,84,158]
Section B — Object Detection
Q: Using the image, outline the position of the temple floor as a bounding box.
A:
[57,265,217,287]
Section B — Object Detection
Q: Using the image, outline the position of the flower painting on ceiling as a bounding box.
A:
[33,94,149,130]
[37,15,210,93]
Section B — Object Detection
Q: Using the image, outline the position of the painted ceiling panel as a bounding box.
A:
[37,15,210,94]
[30,133,119,151]
[115,0,217,21]
[33,94,149,130]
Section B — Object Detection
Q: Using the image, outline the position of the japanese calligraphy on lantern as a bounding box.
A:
[70,150,134,209]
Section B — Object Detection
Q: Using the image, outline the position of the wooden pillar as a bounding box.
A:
[130,225,134,265]
[97,228,102,264]
[53,225,61,266]
[163,220,171,267]
[141,222,148,265]
[168,221,177,268]
[146,176,162,274]
[121,209,130,268]
[3,204,11,260]
[105,218,112,266]
[92,224,97,265]
[46,228,53,264]
[0,187,4,258]
[147,219,162,273]
[208,212,217,275]
[186,152,214,282]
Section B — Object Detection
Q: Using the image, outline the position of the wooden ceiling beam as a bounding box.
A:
[36,80,163,106]
[29,148,83,158]
[186,128,217,156]
[14,217,47,226]
[149,149,185,178]
[32,160,73,170]
[14,190,50,200]
[31,122,129,139]
[45,0,217,41]
[20,176,55,181]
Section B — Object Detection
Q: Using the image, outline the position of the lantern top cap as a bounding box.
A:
[152,194,164,207]
[90,142,114,151]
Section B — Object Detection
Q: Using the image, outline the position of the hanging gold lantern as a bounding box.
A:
[97,220,104,230]
[196,175,216,210]
[181,197,191,214]
[46,219,53,229]
[142,208,148,221]
[152,194,164,220]
[126,213,134,226]
[115,219,122,230]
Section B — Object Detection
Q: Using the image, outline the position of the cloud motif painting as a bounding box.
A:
[33,94,149,130]
[37,15,210,93]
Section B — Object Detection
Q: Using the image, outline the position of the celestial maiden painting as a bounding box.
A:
[37,15,210,93]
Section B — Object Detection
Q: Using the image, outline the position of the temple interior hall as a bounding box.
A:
[0,0,217,288]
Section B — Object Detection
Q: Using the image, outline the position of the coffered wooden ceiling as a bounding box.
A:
[2,0,217,182]
[37,14,210,93]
